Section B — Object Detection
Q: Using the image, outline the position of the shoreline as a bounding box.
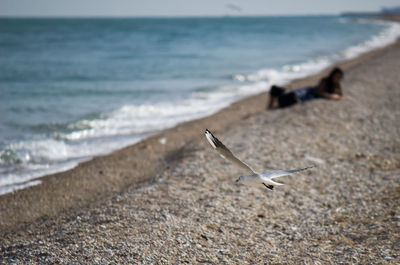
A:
[1,38,399,234]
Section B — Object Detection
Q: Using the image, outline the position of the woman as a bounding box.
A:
[267,67,344,109]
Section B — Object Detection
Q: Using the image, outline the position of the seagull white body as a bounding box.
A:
[205,129,313,190]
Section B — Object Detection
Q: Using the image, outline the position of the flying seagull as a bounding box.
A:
[205,129,313,190]
[225,3,243,12]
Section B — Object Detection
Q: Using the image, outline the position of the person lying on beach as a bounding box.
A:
[267,67,344,109]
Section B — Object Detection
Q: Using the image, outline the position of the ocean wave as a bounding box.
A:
[0,180,42,196]
[342,21,400,59]
[30,121,93,133]
[0,149,22,165]
[0,159,77,195]
[230,56,333,89]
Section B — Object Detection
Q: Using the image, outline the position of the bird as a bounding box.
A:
[204,129,313,190]
[225,3,243,12]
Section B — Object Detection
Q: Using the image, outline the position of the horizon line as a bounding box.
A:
[0,13,346,19]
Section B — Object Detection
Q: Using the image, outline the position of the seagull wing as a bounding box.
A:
[205,129,256,176]
[261,166,314,179]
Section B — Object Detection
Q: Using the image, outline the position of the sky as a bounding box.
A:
[0,0,399,17]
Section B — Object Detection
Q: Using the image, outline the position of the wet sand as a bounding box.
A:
[1,39,399,263]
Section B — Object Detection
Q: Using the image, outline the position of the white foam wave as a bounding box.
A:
[240,57,332,84]
[231,57,333,96]
[0,180,42,196]
[0,159,77,191]
[62,98,227,141]
[342,21,400,59]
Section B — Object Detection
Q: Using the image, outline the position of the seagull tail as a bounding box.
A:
[265,178,284,186]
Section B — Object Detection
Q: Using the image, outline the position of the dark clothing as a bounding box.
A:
[271,77,341,108]
[277,91,298,108]
[293,87,316,102]
[313,77,341,97]
[271,86,315,108]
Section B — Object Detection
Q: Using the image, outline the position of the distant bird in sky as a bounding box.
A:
[205,129,313,190]
[225,3,243,12]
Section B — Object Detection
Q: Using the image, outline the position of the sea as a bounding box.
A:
[1,16,399,195]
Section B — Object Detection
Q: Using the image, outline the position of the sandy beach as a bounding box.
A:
[1,36,400,264]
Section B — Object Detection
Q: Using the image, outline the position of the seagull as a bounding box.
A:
[225,3,243,12]
[205,129,313,190]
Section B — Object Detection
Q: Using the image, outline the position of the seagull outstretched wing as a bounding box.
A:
[261,166,314,179]
[205,129,256,176]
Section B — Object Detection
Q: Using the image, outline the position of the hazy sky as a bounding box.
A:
[1,0,399,17]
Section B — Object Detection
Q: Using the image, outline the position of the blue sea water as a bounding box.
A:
[1,16,399,194]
